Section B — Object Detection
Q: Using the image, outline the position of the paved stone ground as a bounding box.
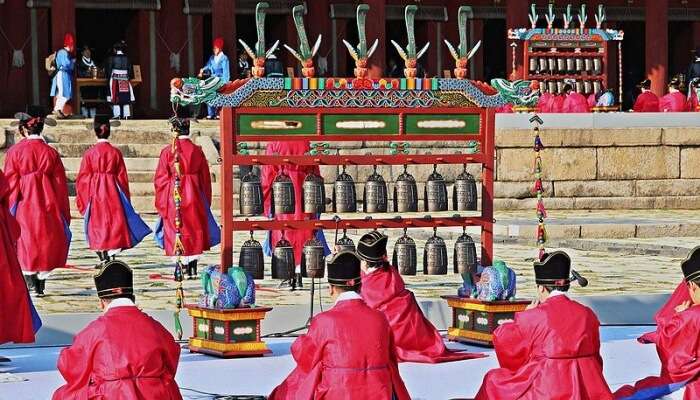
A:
[31,210,699,314]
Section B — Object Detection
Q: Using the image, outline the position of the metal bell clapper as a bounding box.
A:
[393,165,418,212]
[392,228,417,275]
[238,231,265,279]
[423,227,448,275]
[239,170,263,216]
[271,234,295,280]
[335,229,356,253]
[363,165,388,213]
[424,164,448,212]
[453,164,477,211]
[272,169,296,215]
[453,226,478,274]
[302,171,326,214]
[333,165,357,213]
[301,234,326,278]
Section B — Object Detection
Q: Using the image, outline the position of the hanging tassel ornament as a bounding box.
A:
[529,114,548,261]
[169,113,186,340]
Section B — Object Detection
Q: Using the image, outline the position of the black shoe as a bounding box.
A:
[295,273,303,289]
[35,277,45,297]
[190,260,198,279]
[24,275,34,291]
[0,355,10,363]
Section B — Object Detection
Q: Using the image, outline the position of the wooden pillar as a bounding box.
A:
[645,0,668,96]
[364,0,386,78]
[212,0,236,77]
[505,0,528,80]
[51,0,75,50]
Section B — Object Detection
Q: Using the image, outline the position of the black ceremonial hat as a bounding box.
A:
[356,231,388,262]
[169,106,192,134]
[88,113,120,130]
[682,246,700,282]
[94,260,134,299]
[534,251,572,286]
[327,251,361,287]
[638,79,651,89]
[11,105,56,127]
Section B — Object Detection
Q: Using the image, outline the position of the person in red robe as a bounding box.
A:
[4,106,70,296]
[154,107,220,279]
[536,91,553,113]
[549,92,565,113]
[659,77,689,112]
[52,260,182,400]
[76,114,151,263]
[0,168,42,362]
[261,140,329,290]
[614,247,700,400]
[269,251,410,400]
[562,83,590,113]
[633,79,661,112]
[688,80,699,112]
[356,231,485,363]
[475,251,612,400]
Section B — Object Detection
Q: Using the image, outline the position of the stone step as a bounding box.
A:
[62,157,159,172]
[51,143,165,158]
[45,130,176,144]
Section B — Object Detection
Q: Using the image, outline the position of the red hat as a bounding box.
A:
[63,33,75,49]
[213,37,224,50]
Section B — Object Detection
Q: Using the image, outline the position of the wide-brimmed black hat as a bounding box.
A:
[87,113,120,130]
[169,106,193,134]
[637,79,652,89]
[327,251,361,287]
[95,260,134,299]
[11,105,56,127]
[356,231,388,262]
[534,251,588,287]
[682,246,700,282]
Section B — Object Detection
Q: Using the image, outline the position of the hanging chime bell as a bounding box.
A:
[363,165,388,213]
[392,228,417,275]
[424,164,448,212]
[271,235,295,280]
[453,227,478,274]
[272,170,296,215]
[335,229,356,253]
[394,165,418,212]
[333,165,357,213]
[239,170,263,216]
[423,228,448,275]
[453,164,477,211]
[302,171,326,214]
[238,231,264,279]
[301,234,326,278]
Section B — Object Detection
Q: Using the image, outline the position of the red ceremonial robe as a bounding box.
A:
[688,90,699,112]
[3,136,70,272]
[550,95,565,113]
[52,304,182,400]
[633,91,660,112]
[269,297,410,400]
[261,140,320,265]
[0,169,36,344]
[563,92,590,113]
[76,141,151,251]
[659,91,689,112]
[475,294,613,400]
[536,92,553,113]
[361,265,485,363]
[153,137,220,256]
[614,304,700,400]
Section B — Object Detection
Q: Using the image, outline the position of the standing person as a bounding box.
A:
[105,40,135,120]
[4,106,70,297]
[475,251,612,400]
[50,33,75,119]
[76,45,98,118]
[269,252,410,400]
[199,37,230,119]
[357,231,484,363]
[237,51,251,79]
[633,79,660,112]
[659,76,689,112]
[614,247,700,400]
[536,83,553,113]
[0,167,42,361]
[687,47,700,83]
[264,50,284,78]
[52,260,182,400]
[561,83,590,112]
[154,107,220,280]
[76,114,151,264]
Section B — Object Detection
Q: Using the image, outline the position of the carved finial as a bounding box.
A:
[562,4,573,29]
[238,2,280,78]
[545,4,556,29]
[577,4,588,29]
[444,7,481,79]
[391,5,430,78]
[528,3,538,29]
[342,4,379,78]
[595,5,606,29]
[283,4,322,78]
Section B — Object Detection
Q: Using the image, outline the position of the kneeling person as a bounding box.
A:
[52,261,182,400]
[269,251,409,400]
[475,251,612,400]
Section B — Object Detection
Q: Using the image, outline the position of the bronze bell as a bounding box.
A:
[363,165,388,213]
[301,233,325,278]
[302,171,326,214]
[333,165,357,213]
[239,170,263,216]
[424,164,448,212]
[423,227,448,275]
[453,227,477,274]
[453,164,477,211]
[238,231,264,279]
[272,170,295,215]
[271,234,295,280]
[394,165,418,212]
[392,228,417,275]
[335,229,356,253]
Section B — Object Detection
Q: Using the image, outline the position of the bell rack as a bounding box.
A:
[216,77,499,273]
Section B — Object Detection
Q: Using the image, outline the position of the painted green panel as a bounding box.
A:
[195,318,210,339]
[405,114,480,135]
[323,114,399,135]
[454,308,473,331]
[229,320,258,343]
[238,114,317,135]
[473,311,491,333]
[493,312,516,330]
[212,320,227,342]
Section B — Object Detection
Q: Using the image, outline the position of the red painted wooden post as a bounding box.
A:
[220,107,234,273]
[481,108,495,266]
